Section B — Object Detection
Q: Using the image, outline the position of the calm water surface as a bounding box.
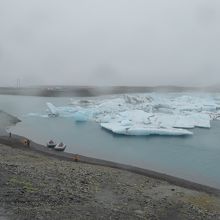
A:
[1,95,220,188]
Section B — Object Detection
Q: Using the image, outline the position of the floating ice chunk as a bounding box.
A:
[46,102,59,116]
[154,114,195,129]
[73,111,90,122]
[187,113,211,128]
[172,95,218,112]
[32,93,220,137]
[101,122,127,134]
[101,123,193,136]
[128,126,193,136]
[152,113,211,129]
[174,116,196,128]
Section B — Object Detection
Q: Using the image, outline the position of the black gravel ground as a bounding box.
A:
[0,144,220,220]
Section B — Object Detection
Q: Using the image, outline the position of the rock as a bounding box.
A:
[134,210,144,215]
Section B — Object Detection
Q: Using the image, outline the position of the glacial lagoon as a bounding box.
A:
[1,94,220,188]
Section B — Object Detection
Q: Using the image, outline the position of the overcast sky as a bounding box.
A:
[0,0,220,87]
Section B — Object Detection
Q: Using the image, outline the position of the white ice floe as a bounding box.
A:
[46,102,59,117]
[152,113,211,129]
[100,122,193,136]
[73,111,91,122]
[30,93,220,136]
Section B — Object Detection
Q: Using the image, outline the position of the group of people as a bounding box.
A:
[8,132,31,147]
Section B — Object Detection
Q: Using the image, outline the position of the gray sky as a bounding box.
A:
[0,0,220,87]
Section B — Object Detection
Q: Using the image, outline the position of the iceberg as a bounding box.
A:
[187,113,211,128]
[73,111,89,122]
[72,108,94,122]
[101,123,193,136]
[153,114,195,129]
[46,102,59,117]
[153,113,211,129]
[36,93,220,136]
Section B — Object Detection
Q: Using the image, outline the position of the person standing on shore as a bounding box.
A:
[26,139,30,147]
[9,132,12,138]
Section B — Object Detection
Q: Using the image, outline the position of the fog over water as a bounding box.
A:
[0,0,220,87]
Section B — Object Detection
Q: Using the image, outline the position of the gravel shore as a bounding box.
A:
[0,144,220,220]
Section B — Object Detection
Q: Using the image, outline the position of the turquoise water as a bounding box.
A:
[1,95,220,188]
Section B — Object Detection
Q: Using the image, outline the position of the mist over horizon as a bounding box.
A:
[1,0,220,87]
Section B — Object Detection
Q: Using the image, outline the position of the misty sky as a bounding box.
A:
[0,0,220,87]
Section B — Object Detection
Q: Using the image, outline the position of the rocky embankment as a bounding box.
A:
[0,144,220,220]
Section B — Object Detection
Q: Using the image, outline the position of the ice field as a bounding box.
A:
[43,93,220,136]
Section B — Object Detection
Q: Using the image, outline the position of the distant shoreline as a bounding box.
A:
[0,85,220,97]
[0,133,220,196]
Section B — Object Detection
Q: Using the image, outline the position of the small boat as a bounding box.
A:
[54,142,66,151]
[47,140,56,148]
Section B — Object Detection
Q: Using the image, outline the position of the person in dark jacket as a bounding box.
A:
[26,139,30,147]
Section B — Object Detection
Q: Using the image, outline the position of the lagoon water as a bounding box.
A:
[1,95,220,189]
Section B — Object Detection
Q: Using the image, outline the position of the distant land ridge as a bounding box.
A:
[0,85,219,97]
